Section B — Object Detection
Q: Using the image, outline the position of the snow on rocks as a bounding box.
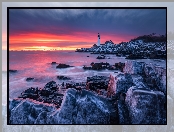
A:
[125,87,166,124]
[114,73,133,94]
[123,60,145,75]
[58,88,118,124]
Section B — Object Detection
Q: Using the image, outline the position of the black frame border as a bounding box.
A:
[7,6,167,125]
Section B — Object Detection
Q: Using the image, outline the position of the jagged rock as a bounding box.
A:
[83,62,110,70]
[18,87,39,100]
[9,89,119,124]
[9,99,57,124]
[96,55,105,59]
[126,54,144,59]
[43,81,57,90]
[153,66,166,94]
[58,89,118,124]
[114,73,133,94]
[57,76,71,80]
[131,74,147,89]
[115,62,125,72]
[117,100,131,124]
[26,77,34,81]
[123,60,145,75]
[51,62,57,64]
[143,64,166,94]
[125,87,166,124]
[18,81,63,108]
[65,82,86,89]
[83,66,92,70]
[86,76,109,91]
[56,64,72,68]
[92,62,110,70]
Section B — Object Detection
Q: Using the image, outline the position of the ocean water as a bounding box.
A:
[9,51,166,99]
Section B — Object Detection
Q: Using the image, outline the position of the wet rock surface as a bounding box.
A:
[65,82,86,89]
[86,75,109,91]
[96,55,105,59]
[51,62,57,65]
[9,89,119,124]
[18,81,63,109]
[26,77,34,81]
[56,63,73,68]
[125,87,166,124]
[57,76,71,80]
[83,62,125,71]
[9,60,166,124]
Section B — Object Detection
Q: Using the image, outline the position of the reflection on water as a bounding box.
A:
[9,51,166,99]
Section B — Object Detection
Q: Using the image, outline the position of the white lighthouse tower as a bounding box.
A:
[97,33,100,46]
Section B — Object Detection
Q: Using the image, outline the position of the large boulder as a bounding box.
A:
[124,61,166,94]
[9,89,119,124]
[114,73,133,94]
[9,99,57,124]
[58,89,118,124]
[56,64,72,68]
[125,87,166,124]
[154,66,166,94]
[123,61,145,75]
[131,74,147,89]
[43,81,57,91]
[117,100,131,124]
[57,76,71,80]
[26,77,34,81]
[86,75,109,91]
[144,64,166,94]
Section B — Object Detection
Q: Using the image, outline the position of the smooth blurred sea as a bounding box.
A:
[8,50,166,99]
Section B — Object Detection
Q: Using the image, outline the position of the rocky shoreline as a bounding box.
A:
[9,60,166,124]
[76,34,166,60]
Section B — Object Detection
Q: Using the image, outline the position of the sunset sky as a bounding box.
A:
[9,8,166,51]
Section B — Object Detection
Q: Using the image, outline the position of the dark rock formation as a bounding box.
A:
[123,61,145,75]
[117,100,131,124]
[83,66,92,70]
[57,76,71,80]
[96,55,105,59]
[56,63,72,68]
[86,75,109,91]
[58,89,119,124]
[125,54,144,59]
[19,87,39,99]
[83,62,117,71]
[9,99,57,124]
[9,89,119,124]
[18,81,63,109]
[115,62,125,72]
[9,60,166,124]
[26,77,34,81]
[65,82,86,89]
[123,60,166,94]
[9,70,17,73]
[51,62,57,65]
[125,87,166,124]
[114,73,133,94]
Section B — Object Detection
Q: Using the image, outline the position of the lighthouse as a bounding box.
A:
[97,33,100,46]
